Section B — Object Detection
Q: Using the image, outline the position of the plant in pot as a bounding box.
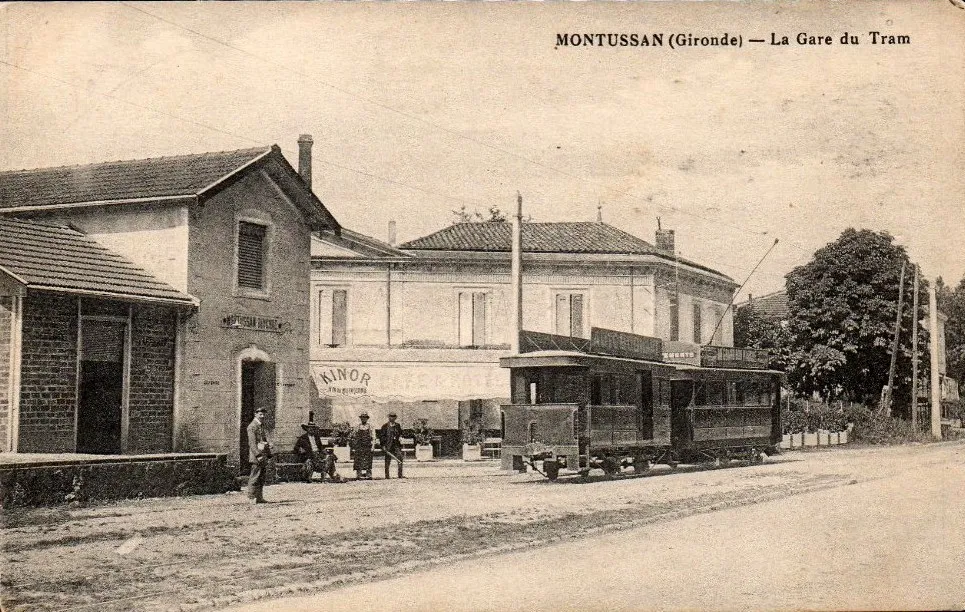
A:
[331,421,352,462]
[411,419,434,462]
[461,419,484,461]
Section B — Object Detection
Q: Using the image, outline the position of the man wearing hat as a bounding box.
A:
[246,407,272,503]
[378,411,404,479]
[351,411,374,480]
[293,420,332,483]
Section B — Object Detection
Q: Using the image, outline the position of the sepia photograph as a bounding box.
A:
[0,1,963,610]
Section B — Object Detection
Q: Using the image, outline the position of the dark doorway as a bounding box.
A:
[77,318,126,454]
[239,360,276,472]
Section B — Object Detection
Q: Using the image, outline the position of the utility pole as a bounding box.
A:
[884,260,906,417]
[929,284,942,439]
[510,192,523,354]
[911,265,920,431]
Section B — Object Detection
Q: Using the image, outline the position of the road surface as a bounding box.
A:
[230,451,965,611]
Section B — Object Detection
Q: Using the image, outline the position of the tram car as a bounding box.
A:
[500,329,782,480]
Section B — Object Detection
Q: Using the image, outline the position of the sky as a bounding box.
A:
[1,1,963,300]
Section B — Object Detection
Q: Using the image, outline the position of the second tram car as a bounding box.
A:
[500,329,781,480]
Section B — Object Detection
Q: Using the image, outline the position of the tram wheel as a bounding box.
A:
[544,460,560,481]
[668,460,679,470]
[601,456,620,477]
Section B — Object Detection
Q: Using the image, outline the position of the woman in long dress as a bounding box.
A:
[351,411,374,480]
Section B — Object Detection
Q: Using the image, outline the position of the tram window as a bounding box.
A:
[694,382,706,405]
[706,381,725,405]
[659,380,672,406]
[530,382,538,405]
[727,382,744,405]
[590,375,603,405]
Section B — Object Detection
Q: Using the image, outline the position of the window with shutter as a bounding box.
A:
[237,221,267,290]
[693,303,702,343]
[555,293,586,338]
[458,291,488,347]
[317,288,348,346]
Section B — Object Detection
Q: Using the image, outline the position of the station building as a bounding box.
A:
[0,138,340,469]
[310,221,737,455]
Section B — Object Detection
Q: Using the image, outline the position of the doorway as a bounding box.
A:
[77,318,126,454]
[239,359,276,472]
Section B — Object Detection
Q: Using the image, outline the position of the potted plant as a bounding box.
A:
[461,419,484,461]
[331,421,352,462]
[411,419,434,462]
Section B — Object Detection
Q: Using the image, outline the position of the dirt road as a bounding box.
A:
[2,441,963,612]
[234,446,965,612]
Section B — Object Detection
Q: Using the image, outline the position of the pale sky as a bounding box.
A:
[2,1,963,299]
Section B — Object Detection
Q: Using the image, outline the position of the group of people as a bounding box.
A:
[245,408,406,504]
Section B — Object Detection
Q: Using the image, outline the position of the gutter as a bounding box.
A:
[0,194,196,214]
[27,284,199,308]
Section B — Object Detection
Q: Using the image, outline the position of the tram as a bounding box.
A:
[500,328,782,480]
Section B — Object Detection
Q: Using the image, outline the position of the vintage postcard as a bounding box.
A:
[0,1,963,611]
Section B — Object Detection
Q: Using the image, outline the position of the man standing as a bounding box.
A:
[378,411,404,479]
[351,411,374,480]
[246,407,272,503]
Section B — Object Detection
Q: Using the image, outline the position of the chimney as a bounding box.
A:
[297,134,313,189]
[655,228,675,254]
[387,220,397,246]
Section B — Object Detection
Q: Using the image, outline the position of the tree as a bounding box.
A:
[783,228,926,408]
[936,276,965,396]
[450,205,509,224]
[733,305,791,371]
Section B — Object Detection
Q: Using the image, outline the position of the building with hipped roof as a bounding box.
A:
[310,219,737,455]
[0,137,340,470]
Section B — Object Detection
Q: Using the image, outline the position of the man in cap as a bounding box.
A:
[351,411,374,480]
[246,407,272,503]
[378,411,404,479]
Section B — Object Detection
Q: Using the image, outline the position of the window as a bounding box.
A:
[458,291,487,347]
[711,306,725,344]
[555,293,585,338]
[318,288,348,346]
[669,294,679,341]
[237,221,267,290]
[693,303,702,343]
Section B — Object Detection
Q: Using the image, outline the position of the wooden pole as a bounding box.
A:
[911,265,920,431]
[510,192,523,354]
[884,261,906,417]
[929,284,942,439]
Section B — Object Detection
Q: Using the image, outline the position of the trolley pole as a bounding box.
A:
[911,265,919,431]
[928,284,942,439]
[510,192,523,354]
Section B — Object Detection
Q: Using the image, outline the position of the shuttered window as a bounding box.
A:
[555,293,586,338]
[318,288,348,346]
[237,221,267,290]
[458,291,487,347]
[693,303,702,343]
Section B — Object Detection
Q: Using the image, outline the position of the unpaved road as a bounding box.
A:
[2,441,963,612]
[234,446,965,612]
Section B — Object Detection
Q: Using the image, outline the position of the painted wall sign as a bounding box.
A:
[221,314,286,333]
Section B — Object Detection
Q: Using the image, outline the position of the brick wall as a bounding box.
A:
[127,304,177,453]
[18,291,77,453]
[0,296,11,452]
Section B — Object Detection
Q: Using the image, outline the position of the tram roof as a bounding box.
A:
[500,350,782,376]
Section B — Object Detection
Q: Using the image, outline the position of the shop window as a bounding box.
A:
[237,221,267,291]
[458,291,487,347]
[318,288,348,346]
[693,303,702,343]
[555,293,585,338]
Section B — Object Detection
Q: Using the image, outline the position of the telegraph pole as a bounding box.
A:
[911,265,920,431]
[510,192,523,354]
[929,284,942,439]
[884,260,906,417]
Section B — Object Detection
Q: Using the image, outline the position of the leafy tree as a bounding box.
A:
[936,276,965,396]
[450,205,509,224]
[733,305,791,370]
[783,228,927,409]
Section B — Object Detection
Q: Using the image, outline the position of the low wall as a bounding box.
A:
[0,454,239,508]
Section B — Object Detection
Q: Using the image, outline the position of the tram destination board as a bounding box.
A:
[589,328,663,361]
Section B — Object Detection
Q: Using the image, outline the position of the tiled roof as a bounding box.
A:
[0,218,196,305]
[736,290,789,320]
[400,221,732,281]
[401,222,659,254]
[0,147,272,209]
